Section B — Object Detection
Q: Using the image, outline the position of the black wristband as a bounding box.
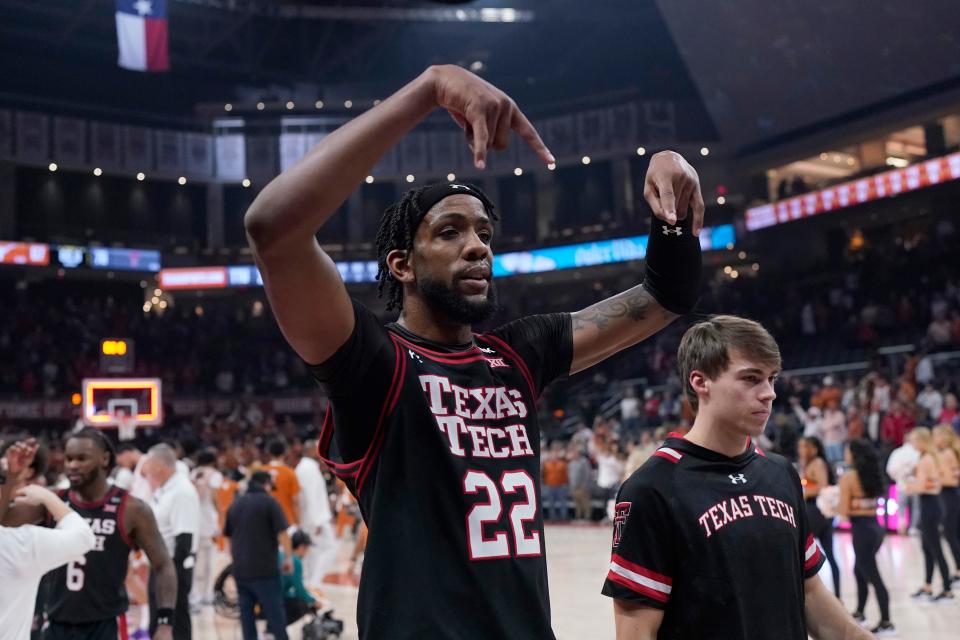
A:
[156,608,174,627]
[642,213,702,314]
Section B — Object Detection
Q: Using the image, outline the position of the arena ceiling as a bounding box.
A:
[1,0,959,152]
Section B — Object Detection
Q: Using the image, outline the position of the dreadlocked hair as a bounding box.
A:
[374,183,497,312]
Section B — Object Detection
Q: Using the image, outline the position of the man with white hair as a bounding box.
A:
[142,444,201,640]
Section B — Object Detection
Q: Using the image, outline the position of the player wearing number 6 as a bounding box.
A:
[245,65,704,639]
[4,429,178,640]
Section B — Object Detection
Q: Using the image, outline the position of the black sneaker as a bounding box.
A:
[851,611,865,624]
[910,587,933,600]
[933,591,955,603]
[870,621,896,636]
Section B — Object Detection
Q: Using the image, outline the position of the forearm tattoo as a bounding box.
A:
[572,285,653,331]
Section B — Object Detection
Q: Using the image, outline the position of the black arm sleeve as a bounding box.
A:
[642,212,702,314]
[306,300,397,462]
[173,533,193,568]
[488,313,573,395]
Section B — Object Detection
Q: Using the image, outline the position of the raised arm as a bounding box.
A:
[245,65,551,365]
[569,151,703,374]
[1,438,46,526]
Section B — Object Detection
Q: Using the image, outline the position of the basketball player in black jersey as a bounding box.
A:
[246,65,703,639]
[603,316,871,639]
[5,429,178,640]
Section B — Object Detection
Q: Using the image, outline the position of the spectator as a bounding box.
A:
[541,442,570,521]
[0,440,96,640]
[280,531,320,625]
[190,449,223,609]
[265,438,301,528]
[917,384,944,425]
[623,431,656,480]
[595,442,626,519]
[846,407,866,441]
[939,393,959,427]
[927,312,953,348]
[821,400,847,464]
[142,443,201,640]
[881,401,915,450]
[619,387,640,436]
[567,445,592,522]
[295,440,337,590]
[225,471,294,640]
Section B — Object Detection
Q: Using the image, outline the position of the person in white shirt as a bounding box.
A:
[917,384,944,425]
[142,444,202,639]
[295,440,337,590]
[189,449,223,608]
[0,440,95,640]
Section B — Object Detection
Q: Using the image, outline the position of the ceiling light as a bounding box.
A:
[256,102,265,111]
[700,147,710,156]
[344,100,353,109]
[242,178,252,188]
[581,156,591,165]
[178,176,187,185]
[314,100,324,109]
[365,176,374,184]
[93,167,102,176]
[285,101,295,110]
[547,163,556,171]
[716,196,726,205]
[447,173,456,181]
[224,103,233,112]
[513,167,523,176]
[406,174,415,183]
[636,147,646,156]
[136,172,145,181]
[48,163,58,172]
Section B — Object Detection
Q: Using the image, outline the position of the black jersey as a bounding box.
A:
[310,301,572,640]
[602,435,825,640]
[46,486,135,624]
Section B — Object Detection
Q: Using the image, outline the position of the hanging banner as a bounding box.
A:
[155,130,184,172]
[91,122,122,169]
[15,112,48,163]
[123,125,153,171]
[185,133,213,177]
[215,133,246,180]
[53,117,87,166]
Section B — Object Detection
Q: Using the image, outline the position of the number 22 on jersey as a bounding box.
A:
[464,469,541,560]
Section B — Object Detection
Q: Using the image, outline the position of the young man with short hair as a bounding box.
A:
[604,316,872,639]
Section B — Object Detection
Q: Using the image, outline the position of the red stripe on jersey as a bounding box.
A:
[356,338,409,495]
[477,333,537,401]
[391,332,483,359]
[68,485,120,509]
[612,554,673,586]
[317,339,405,482]
[116,489,136,550]
[653,448,683,463]
[606,570,670,604]
[803,534,823,571]
[117,614,129,640]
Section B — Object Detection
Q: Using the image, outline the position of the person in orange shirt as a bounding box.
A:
[542,441,570,521]
[265,437,301,527]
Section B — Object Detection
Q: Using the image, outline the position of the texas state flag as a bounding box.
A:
[115,0,170,72]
